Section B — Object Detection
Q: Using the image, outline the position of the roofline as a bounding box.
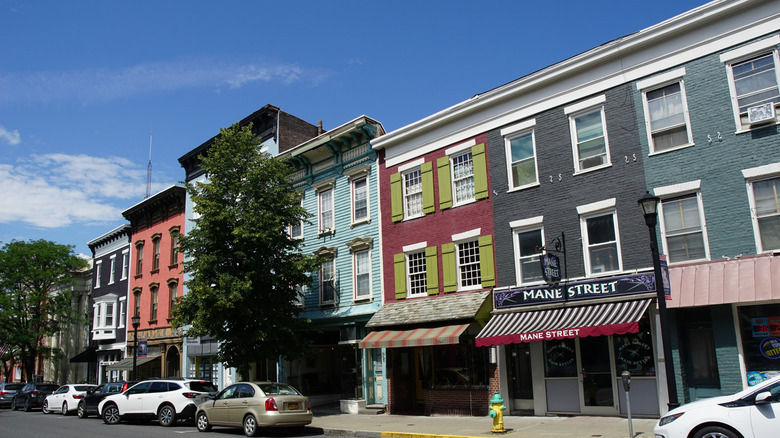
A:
[120,184,186,217]
[280,115,385,158]
[86,224,131,249]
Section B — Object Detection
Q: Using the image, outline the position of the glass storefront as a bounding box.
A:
[738,303,780,386]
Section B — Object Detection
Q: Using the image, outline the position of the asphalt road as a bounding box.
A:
[0,408,325,438]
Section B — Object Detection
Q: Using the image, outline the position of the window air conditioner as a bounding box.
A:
[748,103,776,125]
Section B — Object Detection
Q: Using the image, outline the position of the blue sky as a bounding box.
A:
[1,0,710,256]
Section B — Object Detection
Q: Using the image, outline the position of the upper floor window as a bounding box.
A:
[566,96,610,172]
[503,123,538,190]
[320,258,336,304]
[289,195,303,239]
[318,188,334,232]
[578,200,621,275]
[722,38,780,131]
[169,231,179,266]
[751,176,780,252]
[403,168,424,219]
[354,249,371,300]
[352,177,369,223]
[393,243,438,299]
[391,160,434,222]
[660,193,708,263]
[105,302,114,327]
[121,249,129,280]
[438,142,489,209]
[168,280,178,318]
[135,242,144,276]
[513,225,544,285]
[451,151,475,205]
[150,285,158,321]
[95,261,102,288]
[457,239,482,289]
[133,288,141,318]
[407,250,428,297]
[638,69,693,153]
[108,255,116,285]
[152,235,161,271]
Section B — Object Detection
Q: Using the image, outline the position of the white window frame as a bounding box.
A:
[452,229,482,291]
[320,258,336,305]
[721,36,780,132]
[566,95,611,174]
[318,187,334,233]
[656,182,710,264]
[289,195,304,239]
[95,261,102,288]
[92,295,118,340]
[351,176,370,225]
[446,140,476,207]
[577,200,622,276]
[502,119,539,191]
[744,163,780,253]
[402,167,424,220]
[121,249,129,280]
[118,297,126,329]
[637,68,694,154]
[108,255,116,285]
[406,249,428,298]
[353,249,371,300]
[510,216,545,286]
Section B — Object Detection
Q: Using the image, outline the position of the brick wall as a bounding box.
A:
[424,388,490,416]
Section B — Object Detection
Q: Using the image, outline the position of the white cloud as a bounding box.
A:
[0,125,21,145]
[0,154,168,228]
[0,57,332,104]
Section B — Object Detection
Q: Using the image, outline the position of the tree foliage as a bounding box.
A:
[0,239,89,382]
[172,123,319,378]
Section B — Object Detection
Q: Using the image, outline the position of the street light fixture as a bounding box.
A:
[638,191,679,410]
[131,314,140,381]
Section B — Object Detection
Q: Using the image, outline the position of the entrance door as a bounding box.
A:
[579,336,617,415]
[507,343,534,414]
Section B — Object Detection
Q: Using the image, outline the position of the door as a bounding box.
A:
[226,384,254,425]
[508,343,534,414]
[209,385,237,424]
[579,336,617,415]
[122,382,151,414]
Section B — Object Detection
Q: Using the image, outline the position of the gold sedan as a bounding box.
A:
[195,382,312,437]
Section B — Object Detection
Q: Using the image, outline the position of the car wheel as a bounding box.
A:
[692,426,739,438]
[10,397,17,411]
[196,411,212,432]
[102,403,121,425]
[42,400,50,414]
[62,402,69,415]
[244,414,260,437]
[77,401,87,419]
[23,399,31,412]
[158,405,176,427]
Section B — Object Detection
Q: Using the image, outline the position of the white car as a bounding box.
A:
[654,375,780,438]
[98,379,217,427]
[43,384,96,415]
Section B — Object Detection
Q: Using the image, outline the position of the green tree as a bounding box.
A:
[172,123,319,378]
[0,239,89,382]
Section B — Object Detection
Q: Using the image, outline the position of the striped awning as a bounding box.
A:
[359,323,470,349]
[475,299,652,347]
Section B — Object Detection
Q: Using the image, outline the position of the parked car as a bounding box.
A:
[654,375,780,438]
[10,382,60,412]
[195,382,312,437]
[0,382,25,408]
[43,384,96,415]
[77,381,137,418]
[99,379,217,426]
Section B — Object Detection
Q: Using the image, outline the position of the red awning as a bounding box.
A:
[475,299,651,347]
[359,324,470,349]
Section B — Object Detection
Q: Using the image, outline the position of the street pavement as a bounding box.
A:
[308,405,658,438]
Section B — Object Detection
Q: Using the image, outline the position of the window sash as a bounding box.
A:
[150,288,158,320]
[451,152,475,204]
[170,235,179,265]
[753,178,780,251]
[321,260,335,303]
[457,240,481,288]
[355,250,370,298]
[585,213,620,274]
[662,196,707,262]
[733,54,780,113]
[169,283,177,317]
[121,252,129,280]
[403,169,423,218]
[407,251,427,296]
[105,303,114,327]
[353,178,368,221]
[573,109,608,169]
[509,132,537,188]
[152,239,161,271]
[517,229,543,284]
[319,189,334,231]
[136,245,143,275]
[108,257,116,284]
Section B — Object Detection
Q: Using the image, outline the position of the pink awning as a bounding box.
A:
[359,324,470,349]
[667,254,780,308]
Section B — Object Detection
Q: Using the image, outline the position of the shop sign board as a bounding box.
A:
[494,272,655,309]
[540,253,562,286]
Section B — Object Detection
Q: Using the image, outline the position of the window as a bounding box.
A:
[290,196,303,239]
[135,242,144,276]
[354,249,370,299]
[152,236,161,271]
[108,255,116,285]
[407,251,427,297]
[168,281,178,318]
[451,151,475,205]
[320,259,335,304]
[728,52,780,129]
[121,249,129,280]
[581,211,621,275]
[660,194,708,263]
[642,80,692,152]
[506,131,537,189]
[134,289,141,318]
[105,303,114,327]
[403,168,424,219]
[515,228,543,284]
[566,97,610,172]
[170,233,179,266]
[457,240,481,289]
[95,261,102,288]
[118,298,125,328]
[751,177,780,251]
[150,285,158,321]
[319,188,334,232]
[352,177,368,223]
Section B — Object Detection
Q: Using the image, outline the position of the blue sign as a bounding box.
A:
[540,253,561,286]
[137,339,148,358]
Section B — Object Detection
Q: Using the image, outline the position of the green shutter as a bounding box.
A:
[394,253,407,299]
[479,235,495,287]
[442,243,457,293]
[421,161,435,214]
[437,156,452,210]
[425,246,439,295]
[473,143,489,200]
[390,172,403,222]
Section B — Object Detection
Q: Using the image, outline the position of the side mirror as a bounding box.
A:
[621,371,631,392]
[755,391,773,405]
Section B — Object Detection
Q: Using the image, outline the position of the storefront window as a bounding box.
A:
[544,339,577,377]
[738,303,780,385]
[614,316,656,376]
[423,344,489,389]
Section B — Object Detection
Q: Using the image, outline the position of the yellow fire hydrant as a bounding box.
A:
[488,391,507,433]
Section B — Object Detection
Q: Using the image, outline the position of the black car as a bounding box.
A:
[77,381,136,418]
[0,382,25,408]
[11,382,59,411]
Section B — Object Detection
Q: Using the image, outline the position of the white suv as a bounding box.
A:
[99,379,217,427]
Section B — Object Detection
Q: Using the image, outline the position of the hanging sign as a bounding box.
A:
[137,339,148,358]
[540,253,562,286]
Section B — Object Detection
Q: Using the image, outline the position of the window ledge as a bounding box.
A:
[318,229,335,237]
[457,285,484,293]
[168,263,179,269]
[507,182,541,193]
[148,319,157,324]
[134,274,143,279]
[150,269,160,275]
[573,163,612,176]
[354,297,372,303]
[735,120,780,134]
[452,198,477,209]
[350,219,371,228]
[402,214,425,222]
[318,302,336,308]
[587,270,622,278]
[648,142,696,156]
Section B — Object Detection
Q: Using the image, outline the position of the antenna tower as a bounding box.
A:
[145,132,152,198]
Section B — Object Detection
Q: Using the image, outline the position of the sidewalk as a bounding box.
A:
[308,406,658,438]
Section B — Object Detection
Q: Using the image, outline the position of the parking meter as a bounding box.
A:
[621,370,631,392]
[622,370,633,438]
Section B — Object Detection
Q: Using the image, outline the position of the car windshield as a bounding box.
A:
[74,385,93,391]
[39,385,59,391]
[188,381,218,393]
[258,383,301,396]
[5,384,24,390]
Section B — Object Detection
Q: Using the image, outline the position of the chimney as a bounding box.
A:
[318,120,323,135]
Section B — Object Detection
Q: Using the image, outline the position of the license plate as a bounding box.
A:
[288,403,298,410]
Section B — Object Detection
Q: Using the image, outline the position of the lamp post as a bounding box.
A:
[131,314,140,381]
[638,191,679,410]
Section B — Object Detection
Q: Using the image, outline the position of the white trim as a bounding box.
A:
[512,225,545,286]
[742,162,780,179]
[403,241,428,253]
[579,209,623,276]
[653,180,701,197]
[569,105,611,172]
[576,198,616,215]
[398,158,425,173]
[641,75,695,154]
[720,34,780,63]
[350,175,370,225]
[353,248,372,301]
[509,216,544,229]
[500,118,536,136]
[503,126,539,190]
[658,192,711,263]
[452,228,482,242]
[636,67,687,90]
[444,139,476,156]
[564,94,606,115]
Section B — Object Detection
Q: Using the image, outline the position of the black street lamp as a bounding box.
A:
[131,314,140,381]
[638,191,679,410]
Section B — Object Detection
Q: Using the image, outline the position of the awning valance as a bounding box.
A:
[359,323,470,349]
[106,354,161,370]
[475,299,651,347]
[70,346,97,363]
